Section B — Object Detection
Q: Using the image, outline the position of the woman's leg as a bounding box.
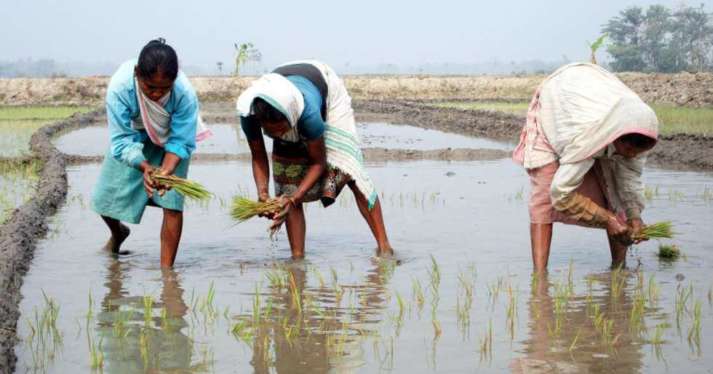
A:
[530,223,553,272]
[607,234,628,268]
[348,182,393,256]
[285,203,307,259]
[100,215,131,254]
[160,208,183,267]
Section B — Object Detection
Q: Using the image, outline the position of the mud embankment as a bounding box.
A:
[354,100,713,172]
[0,110,104,374]
[2,72,713,107]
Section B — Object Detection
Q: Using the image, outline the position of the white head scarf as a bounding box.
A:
[537,63,659,164]
[236,73,305,141]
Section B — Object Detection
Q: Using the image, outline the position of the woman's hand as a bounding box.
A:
[269,195,297,231]
[258,192,277,219]
[629,218,646,244]
[154,168,173,197]
[606,214,632,244]
[140,161,157,198]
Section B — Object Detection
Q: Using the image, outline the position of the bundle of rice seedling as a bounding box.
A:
[657,244,681,260]
[150,173,212,201]
[231,195,282,223]
[633,221,674,241]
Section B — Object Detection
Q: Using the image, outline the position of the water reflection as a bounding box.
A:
[96,261,204,373]
[241,259,394,373]
[513,270,659,373]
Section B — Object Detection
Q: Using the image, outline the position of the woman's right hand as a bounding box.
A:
[258,192,276,219]
[140,161,157,198]
[606,214,631,244]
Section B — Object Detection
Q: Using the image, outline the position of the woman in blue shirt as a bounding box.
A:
[237,60,393,259]
[91,39,200,267]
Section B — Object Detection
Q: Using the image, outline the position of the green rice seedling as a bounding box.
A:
[395,291,406,319]
[113,308,133,338]
[667,188,686,202]
[649,322,668,345]
[230,195,282,222]
[288,272,303,314]
[311,266,326,288]
[86,291,94,324]
[643,185,660,201]
[252,284,262,325]
[647,275,660,308]
[139,329,150,369]
[231,320,253,344]
[488,276,505,304]
[456,296,471,339]
[479,320,493,363]
[412,278,425,313]
[505,283,518,340]
[657,244,681,260]
[566,260,575,295]
[142,295,154,326]
[569,328,582,352]
[428,255,441,292]
[610,265,626,303]
[688,300,702,345]
[88,335,104,370]
[634,221,674,241]
[629,288,647,335]
[160,307,169,329]
[432,318,442,339]
[702,186,713,202]
[675,284,693,322]
[151,172,212,201]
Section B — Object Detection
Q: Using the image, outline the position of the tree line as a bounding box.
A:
[603,3,713,73]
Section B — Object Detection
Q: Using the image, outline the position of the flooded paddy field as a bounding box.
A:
[0,106,91,224]
[11,116,713,373]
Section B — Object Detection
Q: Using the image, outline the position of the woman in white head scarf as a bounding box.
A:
[513,63,658,271]
[237,60,393,259]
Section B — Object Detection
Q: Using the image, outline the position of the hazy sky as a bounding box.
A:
[2,0,712,70]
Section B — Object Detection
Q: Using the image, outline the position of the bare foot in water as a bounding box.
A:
[376,246,395,259]
[103,224,131,255]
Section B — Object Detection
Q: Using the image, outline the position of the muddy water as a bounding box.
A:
[15,129,713,373]
[0,120,48,158]
[0,162,39,223]
[54,122,508,158]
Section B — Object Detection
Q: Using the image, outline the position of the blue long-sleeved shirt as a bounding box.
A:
[106,59,199,168]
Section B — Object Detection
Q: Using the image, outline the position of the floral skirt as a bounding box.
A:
[272,139,351,207]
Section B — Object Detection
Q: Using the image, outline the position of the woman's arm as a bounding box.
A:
[107,88,146,169]
[551,159,629,239]
[613,156,647,241]
[613,156,645,220]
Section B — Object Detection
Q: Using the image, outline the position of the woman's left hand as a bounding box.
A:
[270,195,297,231]
[154,168,173,197]
[629,218,646,244]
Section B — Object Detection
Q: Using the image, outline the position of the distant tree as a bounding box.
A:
[233,43,262,76]
[670,4,713,72]
[603,6,646,71]
[603,4,713,72]
[216,61,223,75]
[641,5,675,72]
